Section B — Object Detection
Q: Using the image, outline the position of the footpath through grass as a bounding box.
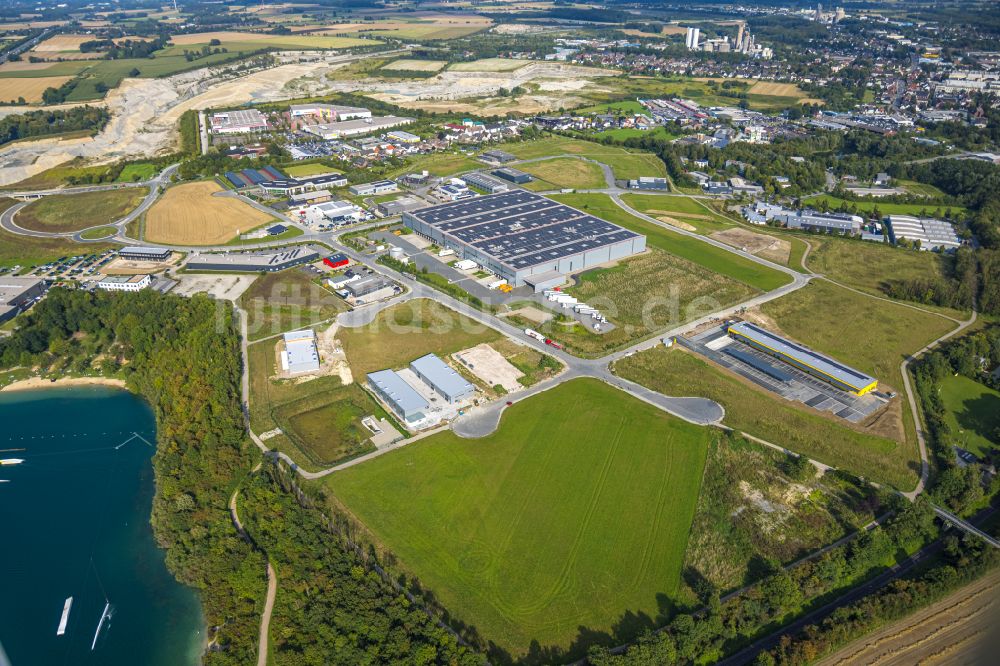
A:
[552,193,791,291]
[615,347,917,489]
[15,188,148,233]
[325,378,711,659]
[239,270,347,342]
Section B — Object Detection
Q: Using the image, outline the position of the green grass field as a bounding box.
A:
[15,188,148,233]
[78,225,117,239]
[803,195,967,218]
[621,193,736,234]
[282,162,340,178]
[324,378,711,658]
[506,137,665,180]
[115,163,157,182]
[938,375,1000,459]
[615,348,916,489]
[518,157,607,190]
[384,152,479,179]
[593,126,680,142]
[247,340,395,467]
[552,193,791,292]
[525,247,756,355]
[338,299,501,377]
[579,77,801,113]
[897,179,947,198]
[802,235,970,317]
[240,269,347,342]
[0,199,118,270]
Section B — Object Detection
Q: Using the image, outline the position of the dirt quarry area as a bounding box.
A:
[0,56,335,186]
[314,61,619,114]
[815,570,1000,666]
[711,227,791,264]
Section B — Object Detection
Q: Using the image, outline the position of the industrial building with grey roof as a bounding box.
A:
[727,321,878,396]
[402,190,646,287]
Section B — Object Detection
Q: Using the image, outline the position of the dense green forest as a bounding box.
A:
[241,465,484,665]
[0,289,266,664]
[0,106,110,147]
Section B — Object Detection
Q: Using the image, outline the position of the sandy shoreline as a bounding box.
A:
[0,376,127,392]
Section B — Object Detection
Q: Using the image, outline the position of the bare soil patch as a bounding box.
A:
[711,228,791,264]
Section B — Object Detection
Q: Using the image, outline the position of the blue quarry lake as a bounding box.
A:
[0,386,203,666]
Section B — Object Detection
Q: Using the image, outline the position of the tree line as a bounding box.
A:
[241,464,485,665]
[0,105,109,147]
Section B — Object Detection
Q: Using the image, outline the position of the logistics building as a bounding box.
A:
[301,116,414,140]
[628,176,668,190]
[461,172,509,194]
[0,277,46,323]
[289,103,371,121]
[492,167,532,184]
[281,329,320,374]
[409,354,475,404]
[402,190,646,288]
[210,109,267,134]
[260,173,347,197]
[727,321,877,395]
[349,180,398,197]
[377,196,426,217]
[367,369,429,425]
[118,246,171,262]
[185,246,323,272]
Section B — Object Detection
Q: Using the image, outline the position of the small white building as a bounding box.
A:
[281,329,320,374]
[97,274,151,292]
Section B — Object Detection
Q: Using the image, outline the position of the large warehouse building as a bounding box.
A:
[727,321,878,395]
[402,190,646,288]
[185,246,323,272]
[367,369,429,425]
[410,354,475,404]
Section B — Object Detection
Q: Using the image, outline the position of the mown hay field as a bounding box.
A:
[0,76,75,103]
[748,81,808,98]
[325,378,711,658]
[145,181,275,245]
[519,157,607,190]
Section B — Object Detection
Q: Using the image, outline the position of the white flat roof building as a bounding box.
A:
[301,115,414,140]
[210,109,267,134]
[97,274,151,292]
[282,329,320,374]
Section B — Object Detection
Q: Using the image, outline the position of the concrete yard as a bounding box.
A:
[453,343,525,393]
[173,274,257,301]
